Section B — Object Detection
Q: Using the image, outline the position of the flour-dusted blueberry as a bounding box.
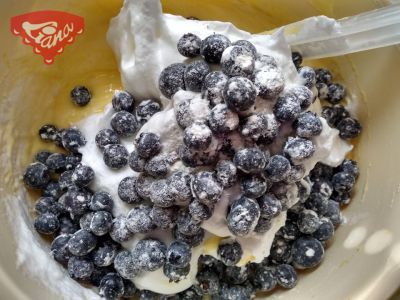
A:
[294,111,323,138]
[198,255,225,277]
[224,76,256,112]
[150,206,178,229]
[159,63,186,99]
[254,54,278,71]
[176,209,202,236]
[324,200,342,227]
[39,124,60,143]
[178,286,203,300]
[312,217,334,242]
[167,240,192,268]
[35,151,52,164]
[80,212,95,231]
[258,193,282,219]
[61,128,86,153]
[67,229,97,256]
[224,265,248,285]
[45,153,67,173]
[315,68,332,84]
[215,160,237,188]
[221,45,255,77]
[337,117,362,139]
[227,196,260,236]
[110,216,134,243]
[292,236,324,269]
[70,86,91,106]
[232,40,257,55]
[337,159,359,178]
[291,52,303,68]
[42,180,63,199]
[134,174,153,200]
[241,113,280,142]
[305,192,329,215]
[240,174,269,199]
[65,154,82,170]
[200,34,231,64]
[254,216,272,233]
[297,209,320,234]
[183,121,212,151]
[189,200,212,222]
[252,265,277,292]
[112,90,135,112]
[196,269,221,295]
[273,93,301,122]
[23,162,50,189]
[134,238,167,272]
[316,82,329,100]
[289,85,314,110]
[217,240,243,266]
[128,150,146,172]
[265,155,291,182]
[62,186,91,215]
[168,171,192,206]
[321,104,350,127]
[90,211,113,236]
[332,171,355,193]
[139,290,160,300]
[270,237,292,264]
[136,99,161,124]
[275,264,297,289]
[283,137,315,163]
[310,162,334,180]
[93,240,119,267]
[118,176,141,204]
[90,191,113,212]
[278,220,300,241]
[95,128,120,150]
[173,226,205,247]
[71,164,95,187]
[149,179,175,207]
[233,148,268,174]
[99,273,124,300]
[126,206,155,233]
[254,69,285,100]
[34,212,59,235]
[192,171,223,206]
[58,215,79,235]
[68,256,94,280]
[144,155,169,178]
[286,164,306,184]
[135,132,161,159]
[122,279,137,298]
[35,196,63,216]
[201,71,228,106]
[208,104,239,134]
[326,83,346,104]
[331,191,351,206]
[110,111,138,137]
[50,234,71,265]
[298,66,316,89]
[312,179,333,200]
[163,263,191,283]
[90,266,116,287]
[114,250,140,279]
[184,60,210,92]
[177,33,201,57]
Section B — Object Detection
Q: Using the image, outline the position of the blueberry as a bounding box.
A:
[145,155,169,178]
[258,193,282,219]
[177,33,201,57]
[159,63,186,99]
[317,82,330,100]
[112,90,135,112]
[297,180,311,204]
[217,284,253,300]
[292,236,324,269]
[312,217,335,241]
[337,117,362,139]
[149,179,175,207]
[95,128,120,150]
[139,290,160,300]
[103,144,129,170]
[265,155,291,182]
[233,148,268,174]
[286,164,306,183]
[167,240,192,268]
[136,99,161,124]
[35,196,63,216]
[324,200,342,227]
[240,174,269,199]
[68,256,94,280]
[310,162,333,180]
[273,93,301,122]
[90,211,113,236]
[65,154,82,170]
[215,160,237,188]
[150,206,178,229]
[173,227,205,247]
[23,162,50,189]
[178,286,203,300]
[337,159,359,178]
[252,265,277,292]
[128,150,146,172]
[45,153,66,173]
[67,229,97,256]
[224,77,256,112]
[201,71,228,106]
[110,111,138,137]
[208,104,239,134]
[279,220,300,241]
[255,54,278,71]
[291,52,302,68]
[61,128,86,153]
[99,273,124,300]
[196,269,221,295]
[126,206,155,233]
[110,216,134,243]
[189,200,212,222]
[71,164,94,186]
[134,174,154,200]
[184,60,210,92]
[135,132,161,159]
[298,66,316,89]
[93,241,119,267]
[224,266,248,285]
[294,111,322,138]
[283,137,315,163]
[312,179,333,200]
[275,264,297,289]
[122,279,137,298]
[269,237,292,264]
[331,191,351,206]
[254,217,273,233]
[178,144,217,167]
[254,69,285,100]
[241,113,280,142]
[50,234,71,265]
[217,240,242,266]
[191,171,223,206]
[183,121,212,151]
[314,68,332,84]
[34,212,59,235]
[176,209,202,236]
[163,263,191,282]
[58,215,79,235]
[304,191,328,215]
[42,181,63,199]
[90,191,113,212]
[39,124,60,143]
[227,196,260,236]
[326,83,346,104]
[321,104,350,127]
[118,176,141,204]
[332,171,355,193]
[288,85,314,111]
[70,85,91,106]
[80,212,95,231]
[134,239,167,272]
[297,209,320,234]
[114,250,140,279]
[200,34,231,64]
[168,171,193,206]
[221,45,255,77]
[35,151,52,164]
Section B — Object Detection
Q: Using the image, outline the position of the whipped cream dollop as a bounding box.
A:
[76,0,353,295]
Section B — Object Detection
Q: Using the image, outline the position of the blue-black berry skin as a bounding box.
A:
[72,164,95,187]
[95,128,120,150]
[201,34,231,64]
[191,171,223,206]
[240,174,269,199]
[183,121,212,151]
[224,266,248,285]
[58,215,79,235]
[134,238,167,272]
[221,45,255,77]
[159,63,186,99]
[80,212,95,231]
[215,160,237,188]
[265,155,291,182]
[110,111,138,138]
[126,206,155,233]
[70,86,91,106]
[337,159,359,178]
[270,237,292,264]
[216,284,253,300]
[150,206,178,229]
[93,240,119,267]
[275,264,298,289]
[35,151,52,164]
[65,154,82,170]
[90,210,113,236]
[297,209,320,234]
[177,33,201,57]
[103,144,129,169]
[42,181,63,199]
[298,66,316,89]
[332,171,355,193]
[45,153,67,173]
[258,193,282,219]
[224,77,256,112]
[294,111,322,138]
[176,209,202,236]
[227,196,261,236]
[196,269,221,295]
[114,250,140,279]
[208,103,239,134]
[292,236,324,269]
[273,93,301,122]
[184,60,210,92]
[139,290,160,300]
[324,200,342,227]
[337,117,362,139]
[68,256,94,280]
[167,240,192,268]
[312,179,333,200]
[112,90,135,113]
[310,162,333,181]
[23,162,50,189]
[254,69,285,100]
[136,99,161,124]
[118,176,141,204]
[252,265,277,292]
[305,192,329,215]
[241,113,280,142]
[255,216,273,233]
[312,217,335,241]
[35,196,64,216]
[34,212,59,235]
[189,200,212,222]
[128,150,146,172]
[145,156,169,178]
[178,286,203,300]
[90,191,113,212]
[50,234,71,265]
[326,83,346,104]
[122,279,137,298]
[163,263,190,283]
[315,68,332,84]
[233,148,268,174]
[217,240,243,266]
[173,227,205,247]
[61,128,87,153]
[136,132,161,159]
[149,179,175,207]
[284,137,315,163]
[201,71,228,106]
[233,40,257,56]
[321,104,350,127]
[291,52,303,68]
[279,220,300,241]
[67,229,97,256]
[39,124,59,142]
[99,273,125,300]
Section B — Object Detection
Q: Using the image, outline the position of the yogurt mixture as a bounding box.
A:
[74,0,351,294]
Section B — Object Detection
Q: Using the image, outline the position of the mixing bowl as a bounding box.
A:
[0,0,399,299]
